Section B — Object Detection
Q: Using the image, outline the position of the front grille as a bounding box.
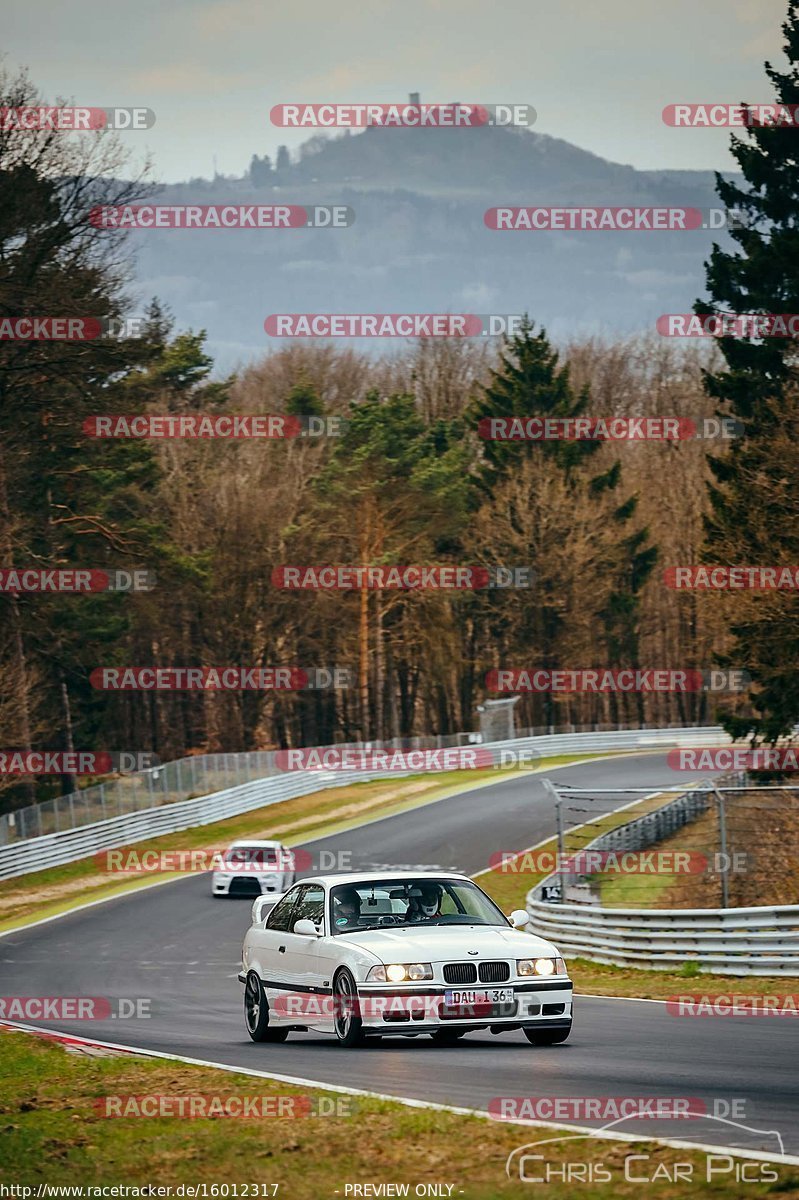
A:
[478,961,510,983]
[443,962,478,985]
[229,878,261,897]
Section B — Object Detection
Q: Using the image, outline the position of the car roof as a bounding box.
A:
[227,840,285,849]
[293,870,472,887]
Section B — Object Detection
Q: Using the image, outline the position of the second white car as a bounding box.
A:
[212,840,295,898]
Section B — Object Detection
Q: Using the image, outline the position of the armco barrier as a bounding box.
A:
[525,895,799,975]
[0,725,728,881]
[0,767,345,882]
[0,721,726,845]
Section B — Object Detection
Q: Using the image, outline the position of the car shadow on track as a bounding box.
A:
[238,1035,573,1052]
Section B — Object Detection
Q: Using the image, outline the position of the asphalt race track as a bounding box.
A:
[2,753,798,1158]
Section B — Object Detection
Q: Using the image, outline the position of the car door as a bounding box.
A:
[247,884,303,1006]
[288,883,328,993]
[266,883,330,1026]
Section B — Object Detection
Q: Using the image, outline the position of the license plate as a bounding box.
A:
[444,988,514,1006]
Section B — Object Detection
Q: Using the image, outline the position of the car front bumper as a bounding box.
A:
[212,872,290,896]
[355,979,573,1032]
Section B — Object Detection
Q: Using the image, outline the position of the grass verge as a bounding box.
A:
[1,1029,796,1196]
[596,870,681,909]
[565,957,799,1000]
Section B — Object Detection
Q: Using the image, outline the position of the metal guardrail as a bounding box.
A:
[525,894,799,975]
[0,719,722,845]
[0,737,483,845]
[0,725,728,881]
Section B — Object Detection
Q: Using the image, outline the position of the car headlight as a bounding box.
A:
[366,963,433,983]
[517,957,563,977]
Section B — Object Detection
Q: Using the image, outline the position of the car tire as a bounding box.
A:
[430,1029,466,1045]
[523,1021,572,1046]
[244,970,289,1043]
[333,969,365,1047]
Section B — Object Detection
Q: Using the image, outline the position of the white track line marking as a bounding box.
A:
[0,1019,795,1167]
[471,781,671,877]
[576,993,672,1003]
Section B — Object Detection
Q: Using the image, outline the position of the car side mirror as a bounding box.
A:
[294,918,322,937]
[508,908,529,929]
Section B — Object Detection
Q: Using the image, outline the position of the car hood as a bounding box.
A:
[339,924,559,962]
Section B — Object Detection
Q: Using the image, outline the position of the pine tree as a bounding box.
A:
[471,316,600,485]
[296,392,471,739]
[285,379,324,417]
[696,1,799,741]
[0,69,202,801]
[470,319,656,723]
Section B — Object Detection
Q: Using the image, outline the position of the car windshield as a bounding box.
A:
[329,878,508,935]
[225,846,281,867]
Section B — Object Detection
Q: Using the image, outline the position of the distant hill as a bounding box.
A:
[126,125,733,373]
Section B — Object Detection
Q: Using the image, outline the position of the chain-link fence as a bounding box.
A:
[0,720,722,847]
[536,780,799,909]
[0,737,471,846]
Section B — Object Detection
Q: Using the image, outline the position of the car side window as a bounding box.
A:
[265,886,302,932]
[292,885,325,931]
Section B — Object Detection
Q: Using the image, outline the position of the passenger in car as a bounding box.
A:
[332,887,363,929]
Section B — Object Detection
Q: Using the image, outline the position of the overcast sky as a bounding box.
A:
[3,0,789,182]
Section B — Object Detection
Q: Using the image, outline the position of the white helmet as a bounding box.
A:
[410,882,442,918]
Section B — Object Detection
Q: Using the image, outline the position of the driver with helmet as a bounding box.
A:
[406,881,443,923]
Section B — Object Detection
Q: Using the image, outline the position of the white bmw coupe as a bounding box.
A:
[239,871,573,1047]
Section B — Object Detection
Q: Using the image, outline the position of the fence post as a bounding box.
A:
[556,799,565,872]
[541,779,565,900]
[713,786,729,909]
